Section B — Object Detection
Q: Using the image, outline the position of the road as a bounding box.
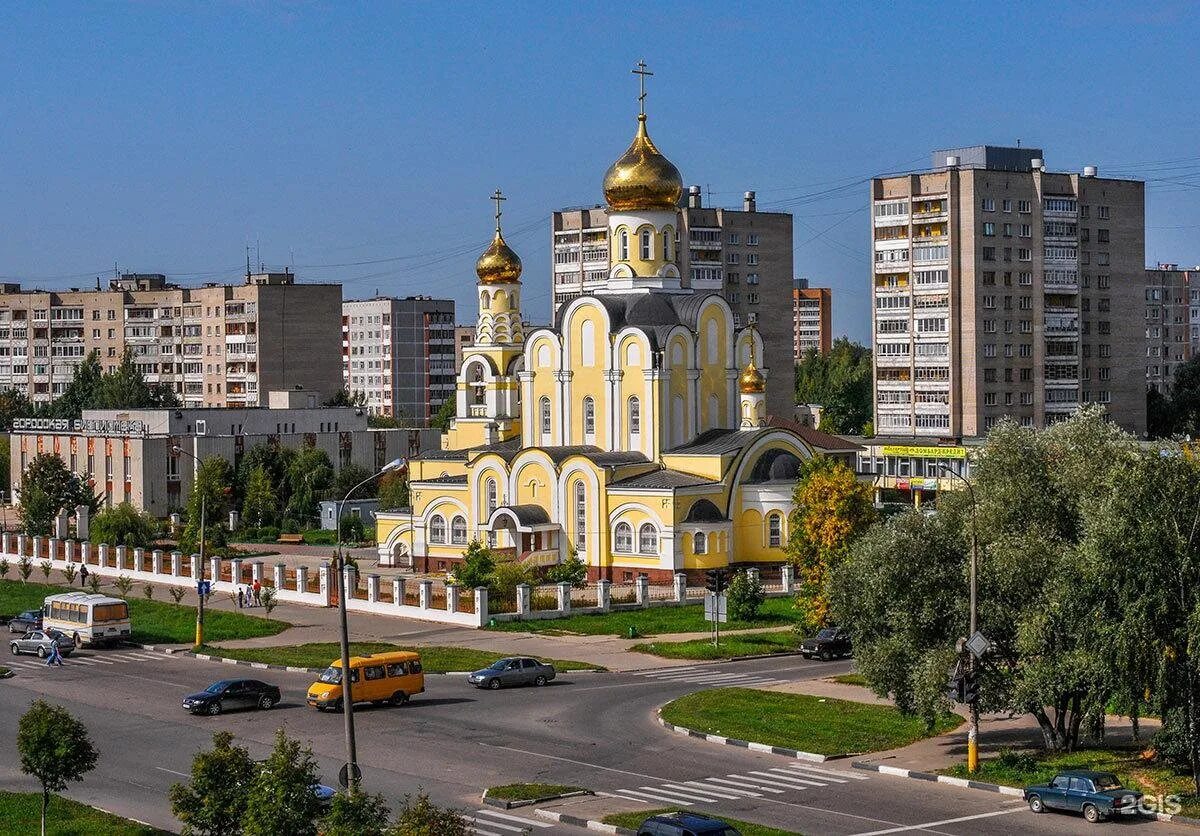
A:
[0,647,1187,835]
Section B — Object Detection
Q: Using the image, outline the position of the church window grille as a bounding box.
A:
[540,397,551,439]
[614,522,633,553]
[628,396,641,435]
[638,523,658,555]
[574,481,587,549]
[451,515,467,545]
[693,531,707,554]
[768,513,783,548]
[429,514,446,544]
[640,229,652,260]
[583,397,595,438]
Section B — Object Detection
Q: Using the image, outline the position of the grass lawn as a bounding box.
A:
[630,631,799,660]
[830,673,869,687]
[0,791,169,835]
[943,748,1200,817]
[0,579,288,645]
[661,688,961,756]
[485,783,586,801]
[603,808,800,836]
[197,641,605,673]
[486,596,801,637]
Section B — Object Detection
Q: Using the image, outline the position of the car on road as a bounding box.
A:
[10,629,74,658]
[637,811,741,835]
[183,679,281,715]
[800,626,852,660]
[306,650,424,711]
[467,657,556,689]
[1024,770,1142,822]
[7,610,42,634]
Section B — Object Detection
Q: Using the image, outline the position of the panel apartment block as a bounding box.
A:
[1145,264,1200,392]
[793,278,832,359]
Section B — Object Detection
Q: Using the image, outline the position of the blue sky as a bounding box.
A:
[1,2,1198,342]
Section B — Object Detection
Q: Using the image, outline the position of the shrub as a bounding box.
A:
[339,514,366,544]
[0,558,8,579]
[61,564,78,585]
[260,586,277,615]
[143,584,154,600]
[544,555,588,588]
[1152,709,1194,771]
[18,556,33,583]
[392,791,468,836]
[726,570,766,621]
[302,529,338,546]
[454,540,495,590]
[169,587,186,604]
[90,503,157,549]
[39,560,52,580]
[530,593,559,611]
[113,575,134,597]
[86,574,101,593]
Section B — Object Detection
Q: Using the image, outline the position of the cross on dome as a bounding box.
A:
[491,188,506,233]
[632,59,653,117]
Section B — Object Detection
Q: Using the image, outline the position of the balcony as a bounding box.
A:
[912,208,948,221]
[875,353,911,368]
[1045,279,1079,292]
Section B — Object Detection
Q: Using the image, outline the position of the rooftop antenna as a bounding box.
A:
[245,245,252,280]
[256,237,262,273]
[1016,139,1021,148]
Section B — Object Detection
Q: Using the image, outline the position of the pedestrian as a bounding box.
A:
[46,641,64,667]
[237,587,244,608]
[253,579,261,606]
[79,564,89,587]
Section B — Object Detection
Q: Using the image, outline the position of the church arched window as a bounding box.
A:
[693,531,707,555]
[638,523,658,555]
[628,396,641,436]
[540,397,552,440]
[767,512,783,548]
[574,480,587,549]
[663,226,673,261]
[429,514,446,544]
[486,477,498,516]
[480,290,490,308]
[583,396,595,439]
[640,229,652,260]
[707,393,720,430]
[618,229,630,261]
[451,515,467,545]
[614,522,633,553]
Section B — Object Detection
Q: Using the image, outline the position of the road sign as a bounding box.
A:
[196,580,211,598]
[338,762,362,789]
[966,630,992,660]
[704,591,727,623]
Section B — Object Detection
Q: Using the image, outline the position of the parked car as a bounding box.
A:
[183,679,281,716]
[800,627,852,660]
[1024,770,1142,822]
[637,812,741,836]
[7,610,42,634]
[468,657,556,689]
[10,629,74,658]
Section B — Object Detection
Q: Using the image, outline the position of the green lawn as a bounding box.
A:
[0,579,288,645]
[603,809,800,836]
[0,791,169,835]
[197,642,605,673]
[630,631,799,660]
[485,783,586,801]
[943,748,1200,817]
[830,673,869,687]
[487,596,801,637]
[661,688,961,756]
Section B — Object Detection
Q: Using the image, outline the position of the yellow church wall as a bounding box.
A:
[513,460,556,507]
[681,529,730,569]
[666,334,690,447]
[697,306,730,432]
[565,304,608,447]
[444,420,491,450]
[733,507,788,563]
[610,222,670,277]
[527,334,560,445]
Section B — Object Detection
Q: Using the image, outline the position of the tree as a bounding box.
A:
[377,470,410,511]
[96,349,179,411]
[322,389,365,408]
[0,436,9,497]
[243,728,323,836]
[1147,386,1177,439]
[18,556,33,583]
[182,456,234,554]
[320,791,392,836]
[1167,355,1200,436]
[170,730,257,836]
[787,456,876,631]
[453,540,495,590]
[390,791,468,836]
[283,447,333,526]
[17,700,99,836]
[259,585,277,614]
[242,466,278,529]
[90,503,157,548]
[429,398,456,431]
[60,563,77,585]
[544,553,588,588]
[0,387,33,431]
[726,569,766,621]
[793,338,872,434]
[333,463,375,503]
[19,483,56,537]
[17,453,99,536]
[42,352,103,420]
[339,514,366,544]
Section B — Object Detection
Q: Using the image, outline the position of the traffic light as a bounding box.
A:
[946,673,965,703]
[705,569,727,594]
[962,674,980,705]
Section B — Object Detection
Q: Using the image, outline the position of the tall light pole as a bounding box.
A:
[937,461,980,773]
[173,445,207,648]
[334,456,405,795]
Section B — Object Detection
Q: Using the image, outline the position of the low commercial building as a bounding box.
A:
[852,436,978,507]
[10,390,440,516]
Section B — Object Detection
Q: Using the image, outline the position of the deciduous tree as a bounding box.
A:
[169,730,256,836]
[793,338,872,434]
[182,456,234,554]
[241,466,278,529]
[90,502,157,548]
[243,728,323,836]
[17,700,99,836]
[320,791,392,836]
[389,791,468,836]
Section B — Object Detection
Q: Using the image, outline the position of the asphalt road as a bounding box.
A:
[0,647,1189,835]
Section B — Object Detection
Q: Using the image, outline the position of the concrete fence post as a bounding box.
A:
[318,563,331,605]
[189,553,201,581]
[393,577,406,606]
[556,582,572,614]
[65,539,76,564]
[516,583,532,616]
[673,572,687,603]
[74,505,89,541]
[296,565,309,595]
[16,534,27,558]
[273,563,286,591]
[97,543,109,568]
[151,549,163,575]
[32,536,42,559]
[81,541,92,565]
[367,574,381,603]
[445,583,460,613]
[114,545,127,570]
[597,579,611,612]
[133,547,145,572]
[781,564,794,594]
[747,567,760,587]
[635,574,649,606]
[342,566,357,600]
[418,579,433,609]
[474,586,489,626]
[55,510,69,539]
[209,557,221,586]
[230,559,243,586]
[170,551,182,577]
[1,532,10,555]
[48,538,60,561]
[251,562,264,585]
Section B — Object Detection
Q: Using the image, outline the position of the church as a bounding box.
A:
[374,68,814,582]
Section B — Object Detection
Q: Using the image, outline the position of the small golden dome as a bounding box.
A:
[603,115,683,212]
[475,230,522,284]
[739,359,765,394]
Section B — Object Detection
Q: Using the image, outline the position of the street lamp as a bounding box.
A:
[172,445,207,648]
[334,456,405,795]
[937,462,980,773]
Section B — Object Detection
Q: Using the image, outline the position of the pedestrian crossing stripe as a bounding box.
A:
[4,651,165,669]
[609,765,869,806]
[632,667,786,688]
[468,807,552,834]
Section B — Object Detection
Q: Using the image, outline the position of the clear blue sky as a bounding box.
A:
[2,2,1198,343]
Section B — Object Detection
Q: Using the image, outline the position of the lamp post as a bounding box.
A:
[172,445,207,648]
[334,456,405,795]
[937,461,980,773]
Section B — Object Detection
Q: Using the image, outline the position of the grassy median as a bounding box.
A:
[661,688,961,756]
[630,630,798,660]
[0,791,168,835]
[485,783,586,801]
[603,809,799,836]
[487,596,802,637]
[0,580,288,645]
[197,641,606,673]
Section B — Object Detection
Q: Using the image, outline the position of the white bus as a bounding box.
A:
[42,592,131,647]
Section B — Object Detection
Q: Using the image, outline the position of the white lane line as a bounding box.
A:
[81,656,114,664]
[615,789,692,806]
[67,658,95,665]
[663,782,744,800]
[741,771,819,788]
[749,770,825,787]
[468,818,524,833]
[470,828,503,836]
[110,653,152,662]
[154,767,190,778]
[683,780,761,797]
[777,767,846,784]
[637,785,721,803]
[847,807,1027,836]
[644,669,737,681]
[596,791,648,803]
[709,777,785,794]
[475,809,554,828]
[787,763,870,780]
[639,665,707,674]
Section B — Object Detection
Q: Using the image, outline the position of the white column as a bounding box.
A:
[474,587,489,624]
[16,534,27,558]
[97,543,109,567]
[209,557,221,584]
[230,558,243,586]
[296,565,309,594]
[114,545,127,569]
[133,547,145,572]
[81,541,92,565]
[1,532,10,555]
[556,581,572,614]
[445,583,460,613]
[516,583,531,616]
[251,562,264,584]
[673,572,687,603]
[393,577,406,606]
[781,564,794,594]
[171,551,182,577]
[32,536,42,559]
[189,553,201,579]
[342,566,357,600]
[273,563,286,591]
[318,563,331,605]
[367,574,381,603]
[597,579,611,612]
[418,579,433,609]
[64,540,76,564]
[151,549,163,575]
[635,574,649,606]
[48,538,59,561]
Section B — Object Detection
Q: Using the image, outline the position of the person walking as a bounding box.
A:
[79,564,89,587]
[237,587,244,608]
[46,641,64,667]
[252,579,261,607]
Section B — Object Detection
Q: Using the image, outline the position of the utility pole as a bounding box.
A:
[939,462,980,772]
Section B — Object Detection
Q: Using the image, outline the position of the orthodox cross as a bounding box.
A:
[492,188,506,232]
[632,60,653,116]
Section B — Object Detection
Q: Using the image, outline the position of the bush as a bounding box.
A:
[544,555,588,588]
[143,584,154,600]
[1153,709,1195,772]
[453,541,495,590]
[726,570,766,621]
[38,560,52,580]
[113,576,133,597]
[0,558,8,579]
[169,587,186,604]
[339,515,366,544]
[90,503,157,549]
[17,557,32,583]
[302,529,337,546]
[260,586,277,615]
[61,564,77,585]
[86,574,100,594]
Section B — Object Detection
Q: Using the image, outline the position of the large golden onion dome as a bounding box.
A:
[603,114,683,212]
[739,358,766,394]
[475,229,522,285]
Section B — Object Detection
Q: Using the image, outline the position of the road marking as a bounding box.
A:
[749,770,825,787]
[707,777,786,794]
[638,784,720,803]
[682,780,761,797]
[154,767,190,778]
[663,781,743,800]
[478,743,663,782]
[612,789,687,805]
[67,658,96,665]
[848,807,1027,835]
[786,763,870,780]
[779,767,846,783]
[473,809,553,828]
[735,771,813,789]
[468,819,524,833]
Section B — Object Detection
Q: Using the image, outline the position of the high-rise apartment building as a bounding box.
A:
[0,271,341,408]
[342,296,456,425]
[453,325,477,371]
[793,278,832,359]
[552,189,794,417]
[871,146,1146,438]
[1145,263,1200,392]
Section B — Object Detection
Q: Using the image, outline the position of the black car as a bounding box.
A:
[467,657,557,689]
[638,812,741,836]
[7,610,42,634]
[183,679,281,715]
[1025,770,1142,823]
[800,627,852,660]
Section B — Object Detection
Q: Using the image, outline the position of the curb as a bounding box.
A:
[482,789,591,810]
[851,762,1200,828]
[535,809,632,834]
[658,715,839,762]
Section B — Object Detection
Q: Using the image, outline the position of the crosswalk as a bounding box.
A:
[468,807,554,835]
[605,762,870,806]
[633,664,787,689]
[4,650,170,671]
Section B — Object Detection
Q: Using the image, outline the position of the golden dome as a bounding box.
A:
[475,229,522,284]
[739,359,765,394]
[603,115,683,212]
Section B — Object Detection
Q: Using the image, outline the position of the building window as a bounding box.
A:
[983,222,995,236]
[640,229,652,260]
[574,481,587,550]
[618,230,629,261]
[693,532,707,555]
[583,396,595,438]
[638,523,658,555]
[428,514,446,544]
[614,522,633,553]
[540,397,551,438]
[981,198,995,212]
[628,396,640,435]
[663,232,672,262]
[767,513,783,548]
[451,516,467,545]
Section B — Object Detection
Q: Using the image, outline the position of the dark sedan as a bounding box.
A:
[467,657,556,689]
[1025,770,1142,822]
[800,627,852,661]
[183,679,281,715]
[7,610,42,634]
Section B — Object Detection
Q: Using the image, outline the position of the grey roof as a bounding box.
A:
[609,468,719,489]
[552,291,727,350]
[497,504,551,526]
[539,445,650,466]
[417,438,522,463]
[666,428,758,456]
[415,474,468,485]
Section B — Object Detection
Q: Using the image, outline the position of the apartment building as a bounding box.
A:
[871,146,1146,438]
[454,325,477,371]
[342,296,456,425]
[793,278,832,359]
[552,190,794,416]
[1145,263,1200,392]
[0,272,341,409]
